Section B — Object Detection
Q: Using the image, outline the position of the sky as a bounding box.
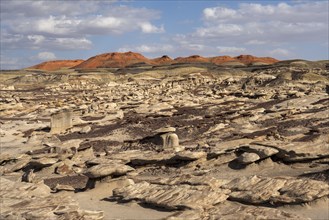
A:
[0,0,328,69]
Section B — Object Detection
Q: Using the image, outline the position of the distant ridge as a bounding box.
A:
[151,55,173,65]
[27,52,279,71]
[27,60,84,71]
[73,52,152,69]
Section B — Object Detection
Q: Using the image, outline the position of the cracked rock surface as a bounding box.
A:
[0,60,328,219]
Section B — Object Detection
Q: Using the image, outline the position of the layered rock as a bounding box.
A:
[0,177,103,219]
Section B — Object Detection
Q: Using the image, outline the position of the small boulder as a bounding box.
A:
[174,151,207,161]
[161,133,179,149]
[85,163,134,178]
[237,152,260,164]
[155,126,176,134]
[79,126,91,134]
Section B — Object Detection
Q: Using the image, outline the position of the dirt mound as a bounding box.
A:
[152,55,173,65]
[73,52,152,69]
[235,55,278,65]
[28,60,84,71]
[174,55,210,63]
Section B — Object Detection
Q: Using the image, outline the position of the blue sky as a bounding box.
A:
[1,0,328,69]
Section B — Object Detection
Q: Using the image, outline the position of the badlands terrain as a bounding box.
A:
[0,52,328,219]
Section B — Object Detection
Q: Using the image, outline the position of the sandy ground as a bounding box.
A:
[59,181,172,220]
[279,198,329,220]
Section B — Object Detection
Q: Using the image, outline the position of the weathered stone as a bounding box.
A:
[155,126,176,134]
[148,174,229,189]
[50,109,73,134]
[240,144,279,159]
[113,181,230,210]
[21,169,35,183]
[167,202,309,220]
[254,141,329,162]
[55,160,74,175]
[237,152,260,164]
[174,151,207,161]
[0,176,103,219]
[139,132,180,150]
[42,135,62,147]
[54,184,75,192]
[223,175,329,204]
[28,157,59,168]
[85,163,134,178]
[79,125,92,134]
[71,147,95,163]
[0,155,31,174]
[161,133,179,149]
[43,174,89,190]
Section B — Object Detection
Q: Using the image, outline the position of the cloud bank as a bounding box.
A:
[1,1,164,51]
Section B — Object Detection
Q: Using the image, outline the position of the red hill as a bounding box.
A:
[28,60,84,71]
[174,55,210,63]
[151,55,173,65]
[235,55,279,64]
[73,52,152,69]
[27,52,279,70]
[210,56,236,64]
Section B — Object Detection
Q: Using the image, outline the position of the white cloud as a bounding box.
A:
[1,30,92,50]
[269,48,292,57]
[245,40,267,45]
[27,35,45,44]
[1,1,164,51]
[52,38,92,50]
[195,24,243,37]
[177,1,328,55]
[203,7,238,20]
[119,44,174,54]
[185,44,205,51]
[217,46,246,53]
[138,22,165,33]
[36,52,57,60]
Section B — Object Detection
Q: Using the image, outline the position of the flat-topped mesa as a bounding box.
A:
[73,51,153,69]
[27,59,84,71]
[50,109,73,134]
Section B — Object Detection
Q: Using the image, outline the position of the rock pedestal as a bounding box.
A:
[160,133,179,149]
[140,127,180,150]
[50,109,73,134]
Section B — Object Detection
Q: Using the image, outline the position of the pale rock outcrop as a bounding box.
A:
[0,177,103,219]
[85,163,134,178]
[50,109,73,134]
[113,181,231,210]
[237,152,260,164]
[223,175,329,204]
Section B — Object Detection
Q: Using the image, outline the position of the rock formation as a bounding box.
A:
[1,58,328,219]
[50,109,73,134]
[27,59,84,71]
[28,52,280,70]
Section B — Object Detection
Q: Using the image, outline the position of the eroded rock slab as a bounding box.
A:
[113,181,230,210]
[223,175,329,204]
[0,176,103,219]
[84,163,134,178]
[167,202,310,220]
